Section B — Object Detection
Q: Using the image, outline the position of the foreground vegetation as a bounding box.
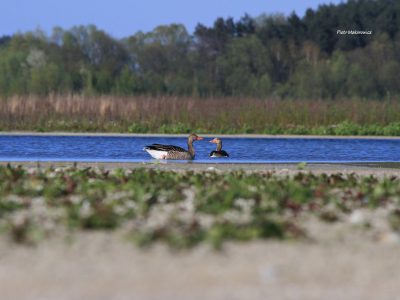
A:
[3,95,400,135]
[1,165,400,248]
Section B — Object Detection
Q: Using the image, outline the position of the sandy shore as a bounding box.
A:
[1,218,400,300]
[2,161,400,177]
[2,157,400,299]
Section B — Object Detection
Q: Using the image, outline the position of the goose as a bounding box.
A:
[209,138,229,158]
[144,134,203,160]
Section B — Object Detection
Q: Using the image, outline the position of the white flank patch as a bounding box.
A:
[145,149,168,159]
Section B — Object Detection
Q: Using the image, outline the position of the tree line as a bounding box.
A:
[0,0,399,99]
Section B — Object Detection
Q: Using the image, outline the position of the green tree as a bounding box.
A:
[218,36,273,96]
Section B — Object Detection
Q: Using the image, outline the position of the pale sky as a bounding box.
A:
[1,0,344,37]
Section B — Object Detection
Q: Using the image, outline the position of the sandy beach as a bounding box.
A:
[2,161,400,177]
[1,216,400,300]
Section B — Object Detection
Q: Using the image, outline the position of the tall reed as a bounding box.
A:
[1,95,400,134]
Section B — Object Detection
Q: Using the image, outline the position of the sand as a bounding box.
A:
[1,218,400,300]
[1,161,400,178]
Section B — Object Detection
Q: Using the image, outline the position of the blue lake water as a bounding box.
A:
[0,135,400,163]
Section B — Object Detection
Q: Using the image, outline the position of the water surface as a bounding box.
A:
[0,135,399,163]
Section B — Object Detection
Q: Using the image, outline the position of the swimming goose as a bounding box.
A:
[209,138,229,158]
[144,134,203,160]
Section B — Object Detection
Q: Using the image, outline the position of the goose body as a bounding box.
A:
[209,138,229,158]
[144,134,203,160]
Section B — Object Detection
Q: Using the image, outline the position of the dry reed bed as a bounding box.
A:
[1,95,400,132]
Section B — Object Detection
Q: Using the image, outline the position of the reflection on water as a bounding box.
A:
[0,135,400,163]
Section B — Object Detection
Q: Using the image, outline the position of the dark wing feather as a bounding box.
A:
[220,150,229,157]
[210,150,229,157]
[145,144,187,152]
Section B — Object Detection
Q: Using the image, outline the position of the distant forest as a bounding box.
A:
[0,0,399,99]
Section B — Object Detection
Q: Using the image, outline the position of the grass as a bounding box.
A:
[1,165,400,248]
[2,95,400,135]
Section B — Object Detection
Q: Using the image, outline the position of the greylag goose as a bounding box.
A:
[144,134,203,160]
[209,138,229,157]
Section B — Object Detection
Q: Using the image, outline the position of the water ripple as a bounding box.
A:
[0,135,399,163]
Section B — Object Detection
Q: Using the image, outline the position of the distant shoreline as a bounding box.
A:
[1,131,400,139]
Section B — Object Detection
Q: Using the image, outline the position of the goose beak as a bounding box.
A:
[209,138,217,143]
[196,136,204,141]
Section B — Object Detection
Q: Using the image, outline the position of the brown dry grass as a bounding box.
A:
[1,95,400,133]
